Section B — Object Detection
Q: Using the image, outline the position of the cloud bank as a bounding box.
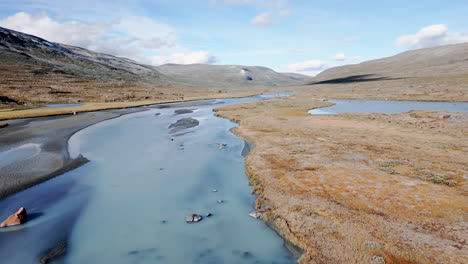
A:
[0,12,217,66]
[396,24,468,49]
[150,51,218,65]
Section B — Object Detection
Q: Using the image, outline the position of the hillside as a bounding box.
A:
[157,64,309,89]
[310,43,468,84]
[295,43,468,102]
[0,26,304,107]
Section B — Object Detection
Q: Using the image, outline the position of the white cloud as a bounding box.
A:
[150,51,218,65]
[0,12,218,66]
[251,12,276,27]
[250,8,290,27]
[396,24,468,49]
[287,60,328,72]
[332,53,346,61]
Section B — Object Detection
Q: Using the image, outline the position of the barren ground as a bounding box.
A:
[215,93,467,264]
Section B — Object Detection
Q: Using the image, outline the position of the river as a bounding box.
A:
[0,95,295,264]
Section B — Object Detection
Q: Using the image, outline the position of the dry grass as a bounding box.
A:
[215,94,467,264]
[284,74,468,102]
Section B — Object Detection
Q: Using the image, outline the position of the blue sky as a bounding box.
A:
[1,0,467,75]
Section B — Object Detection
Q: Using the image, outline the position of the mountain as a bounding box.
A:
[156,64,309,89]
[0,26,304,105]
[308,43,468,84]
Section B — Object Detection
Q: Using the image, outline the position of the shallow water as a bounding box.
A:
[309,100,468,114]
[0,143,41,169]
[35,103,83,110]
[0,95,295,264]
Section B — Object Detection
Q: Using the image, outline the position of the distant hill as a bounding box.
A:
[0,27,171,84]
[0,26,304,106]
[157,64,308,89]
[308,43,468,84]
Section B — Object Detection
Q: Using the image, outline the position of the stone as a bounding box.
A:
[217,200,223,203]
[186,214,203,223]
[249,211,262,219]
[212,189,218,192]
[205,213,212,217]
[0,207,28,228]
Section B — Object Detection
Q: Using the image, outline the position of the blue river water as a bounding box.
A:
[0,95,295,264]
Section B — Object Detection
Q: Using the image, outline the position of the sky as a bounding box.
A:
[0,0,467,76]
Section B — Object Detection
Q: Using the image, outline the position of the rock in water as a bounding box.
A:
[249,211,262,219]
[174,109,194,115]
[0,207,28,227]
[186,214,203,223]
[168,118,199,132]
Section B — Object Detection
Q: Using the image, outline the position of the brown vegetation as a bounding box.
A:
[287,74,468,102]
[215,94,467,264]
[0,91,258,120]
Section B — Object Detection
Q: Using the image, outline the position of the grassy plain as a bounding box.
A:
[215,94,467,264]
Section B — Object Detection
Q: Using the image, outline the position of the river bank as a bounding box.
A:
[215,94,468,264]
[0,108,145,200]
[0,91,260,121]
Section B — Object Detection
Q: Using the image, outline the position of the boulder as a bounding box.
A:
[249,211,262,219]
[0,207,28,228]
[186,214,203,223]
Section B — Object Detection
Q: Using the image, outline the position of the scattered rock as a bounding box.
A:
[205,213,212,217]
[186,214,203,223]
[219,143,228,149]
[174,109,194,115]
[40,242,67,264]
[364,241,381,249]
[161,220,167,224]
[0,207,28,228]
[168,118,199,132]
[0,122,8,128]
[441,114,451,119]
[217,200,224,203]
[212,189,218,192]
[242,251,254,259]
[0,95,18,104]
[249,211,262,219]
[370,256,385,264]
[154,113,161,116]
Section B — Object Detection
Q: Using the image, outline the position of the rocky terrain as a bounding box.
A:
[0,26,304,109]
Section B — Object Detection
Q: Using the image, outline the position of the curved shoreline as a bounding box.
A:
[0,108,146,200]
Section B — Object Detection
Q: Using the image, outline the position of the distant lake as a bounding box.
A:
[309,100,468,114]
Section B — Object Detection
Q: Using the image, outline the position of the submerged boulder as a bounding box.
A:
[168,118,199,132]
[0,207,28,227]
